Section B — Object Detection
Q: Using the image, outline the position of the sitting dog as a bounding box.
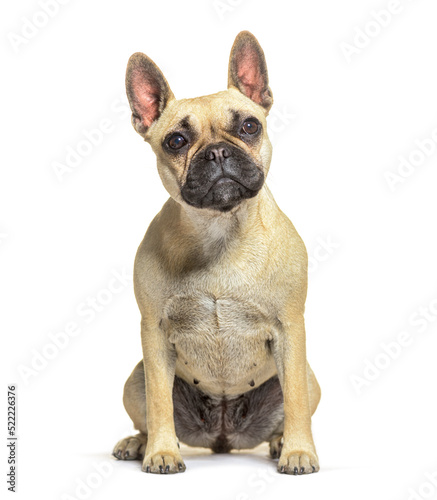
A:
[113,31,321,475]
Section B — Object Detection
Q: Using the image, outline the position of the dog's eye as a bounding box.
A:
[241,119,259,135]
[168,134,187,150]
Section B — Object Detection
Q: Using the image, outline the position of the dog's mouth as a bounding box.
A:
[201,177,253,212]
[182,174,263,212]
[180,142,264,212]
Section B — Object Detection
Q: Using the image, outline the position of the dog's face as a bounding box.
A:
[148,90,272,213]
[125,31,273,213]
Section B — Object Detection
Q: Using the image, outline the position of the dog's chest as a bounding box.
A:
[162,293,278,396]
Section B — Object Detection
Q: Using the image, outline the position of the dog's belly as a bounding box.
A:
[162,293,278,396]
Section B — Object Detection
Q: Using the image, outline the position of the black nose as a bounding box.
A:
[204,143,231,162]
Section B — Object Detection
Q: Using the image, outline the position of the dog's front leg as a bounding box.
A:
[274,310,319,475]
[140,316,185,474]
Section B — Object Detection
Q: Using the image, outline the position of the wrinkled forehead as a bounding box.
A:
[158,90,265,138]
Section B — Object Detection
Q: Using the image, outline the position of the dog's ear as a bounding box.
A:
[126,52,175,136]
[228,31,273,113]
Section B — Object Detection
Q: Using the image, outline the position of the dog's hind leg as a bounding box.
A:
[307,362,321,416]
[113,433,148,460]
[268,362,320,459]
[113,361,195,460]
[113,361,149,460]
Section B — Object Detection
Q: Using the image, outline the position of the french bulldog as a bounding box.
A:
[113,31,321,475]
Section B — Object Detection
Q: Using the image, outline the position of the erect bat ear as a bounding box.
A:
[228,31,273,113]
[125,52,175,137]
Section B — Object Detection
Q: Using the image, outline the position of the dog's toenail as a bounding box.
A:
[293,467,298,475]
[165,465,170,473]
[300,467,305,474]
[159,465,164,474]
[312,466,316,472]
[279,465,285,473]
[145,466,150,473]
[125,451,129,458]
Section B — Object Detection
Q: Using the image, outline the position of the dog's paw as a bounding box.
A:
[269,436,283,459]
[142,450,186,474]
[277,450,319,475]
[112,433,148,460]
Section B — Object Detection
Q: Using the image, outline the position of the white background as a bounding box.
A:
[2,0,437,499]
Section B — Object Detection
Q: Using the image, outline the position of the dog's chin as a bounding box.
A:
[182,177,261,212]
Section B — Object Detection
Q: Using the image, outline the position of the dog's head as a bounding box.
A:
[126,31,273,213]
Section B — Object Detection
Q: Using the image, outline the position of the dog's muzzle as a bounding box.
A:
[180,142,264,212]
